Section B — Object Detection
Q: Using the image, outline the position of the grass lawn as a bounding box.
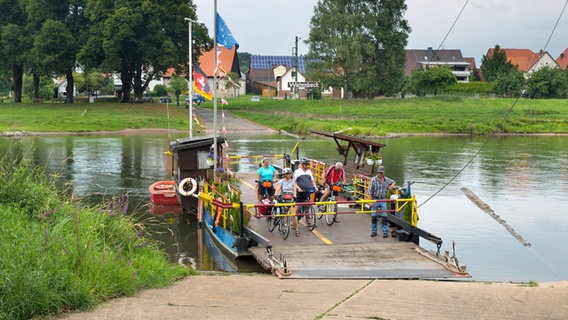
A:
[1,95,567,135]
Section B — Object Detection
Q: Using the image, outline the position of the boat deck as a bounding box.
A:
[237,172,469,279]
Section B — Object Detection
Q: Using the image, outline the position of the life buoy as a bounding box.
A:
[179,178,197,197]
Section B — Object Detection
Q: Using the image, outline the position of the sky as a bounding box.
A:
[193,0,568,66]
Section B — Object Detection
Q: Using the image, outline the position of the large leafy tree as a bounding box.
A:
[0,0,27,102]
[80,0,211,103]
[480,45,517,82]
[526,66,568,99]
[26,0,88,103]
[307,0,410,98]
[494,69,525,97]
[410,66,457,96]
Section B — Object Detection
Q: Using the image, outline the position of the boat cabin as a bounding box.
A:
[170,136,227,212]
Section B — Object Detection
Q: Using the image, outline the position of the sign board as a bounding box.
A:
[288,81,320,89]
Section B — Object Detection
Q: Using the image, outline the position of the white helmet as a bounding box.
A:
[282,168,292,174]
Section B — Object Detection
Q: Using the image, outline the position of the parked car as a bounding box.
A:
[185,94,205,107]
[159,96,171,103]
[250,96,260,102]
[143,94,153,103]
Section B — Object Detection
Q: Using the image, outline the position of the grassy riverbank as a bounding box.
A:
[1,96,567,135]
[0,155,191,319]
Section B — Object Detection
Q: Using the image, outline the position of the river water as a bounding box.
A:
[2,133,566,283]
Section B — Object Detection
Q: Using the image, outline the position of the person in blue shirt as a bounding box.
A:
[256,158,276,201]
[367,166,395,238]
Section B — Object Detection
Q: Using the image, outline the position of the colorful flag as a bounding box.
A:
[193,64,212,100]
[216,13,239,49]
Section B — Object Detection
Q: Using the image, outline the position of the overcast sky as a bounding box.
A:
[193,0,568,65]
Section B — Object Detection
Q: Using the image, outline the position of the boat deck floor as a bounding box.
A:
[237,172,467,279]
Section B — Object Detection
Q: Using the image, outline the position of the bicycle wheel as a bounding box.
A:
[279,215,291,240]
[325,203,338,226]
[317,204,324,220]
[267,208,277,232]
[305,205,316,231]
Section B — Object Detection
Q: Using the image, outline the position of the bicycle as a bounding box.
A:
[316,185,326,220]
[267,192,294,239]
[324,184,342,226]
[297,186,317,231]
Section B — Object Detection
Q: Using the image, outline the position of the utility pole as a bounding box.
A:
[293,36,299,98]
[184,17,196,138]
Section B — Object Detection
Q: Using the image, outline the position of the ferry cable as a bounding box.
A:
[420,0,568,208]
[425,0,470,66]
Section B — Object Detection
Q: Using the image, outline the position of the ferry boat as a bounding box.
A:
[166,132,470,279]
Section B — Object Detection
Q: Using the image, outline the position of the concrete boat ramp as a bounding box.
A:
[237,173,470,280]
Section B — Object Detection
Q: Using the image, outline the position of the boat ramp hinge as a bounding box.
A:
[266,247,291,277]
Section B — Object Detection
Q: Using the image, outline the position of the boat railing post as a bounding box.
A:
[239,201,244,237]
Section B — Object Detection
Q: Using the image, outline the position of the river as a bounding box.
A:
[1,133,566,283]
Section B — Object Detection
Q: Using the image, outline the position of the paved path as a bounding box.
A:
[59,275,568,320]
[193,107,275,134]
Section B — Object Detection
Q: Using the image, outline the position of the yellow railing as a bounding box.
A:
[228,154,284,166]
[308,159,328,185]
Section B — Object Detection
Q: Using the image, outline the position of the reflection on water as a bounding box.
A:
[149,206,265,273]
[1,134,567,282]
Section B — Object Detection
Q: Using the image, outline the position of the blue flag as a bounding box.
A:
[216,13,239,49]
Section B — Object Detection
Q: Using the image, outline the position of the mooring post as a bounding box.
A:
[239,202,244,237]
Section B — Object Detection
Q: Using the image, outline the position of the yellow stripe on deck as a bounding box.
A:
[299,220,333,244]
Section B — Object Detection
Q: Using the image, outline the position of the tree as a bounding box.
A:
[33,20,77,103]
[80,0,212,103]
[526,66,568,99]
[167,75,188,107]
[494,69,525,97]
[307,0,410,98]
[0,0,28,102]
[410,66,457,96]
[237,52,250,74]
[481,45,517,82]
[223,71,240,98]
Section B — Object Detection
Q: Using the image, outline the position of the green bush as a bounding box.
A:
[0,155,190,320]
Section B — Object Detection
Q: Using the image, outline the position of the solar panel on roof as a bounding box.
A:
[251,55,307,73]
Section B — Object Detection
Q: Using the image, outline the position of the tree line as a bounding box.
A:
[0,0,212,103]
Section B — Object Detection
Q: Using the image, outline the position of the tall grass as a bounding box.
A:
[0,154,190,320]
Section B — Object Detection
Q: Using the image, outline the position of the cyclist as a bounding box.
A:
[274,168,298,235]
[320,162,346,206]
[293,157,317,231]
[256,158,276,202]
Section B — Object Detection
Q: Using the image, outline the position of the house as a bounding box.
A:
[248,55,317,98]
[162,46,245,98]
[405,48,473,82]
[54,79,77,99]
[555,48,568,70]
[483,48,559,77]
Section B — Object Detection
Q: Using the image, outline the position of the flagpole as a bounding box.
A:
[185,18,196,138]
[213,0,218,179]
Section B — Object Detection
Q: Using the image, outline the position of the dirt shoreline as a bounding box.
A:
[3,128,568,138]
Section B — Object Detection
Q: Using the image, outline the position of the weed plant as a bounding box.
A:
[0,155,190,320]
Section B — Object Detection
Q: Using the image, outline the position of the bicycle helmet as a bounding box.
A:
[282,168,292,174]
[299,157,310,164]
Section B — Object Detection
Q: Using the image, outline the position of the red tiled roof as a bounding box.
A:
[198,46,237,76]
[556,48,568,70]
[162,46,238,78]
[486,48,540,72]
